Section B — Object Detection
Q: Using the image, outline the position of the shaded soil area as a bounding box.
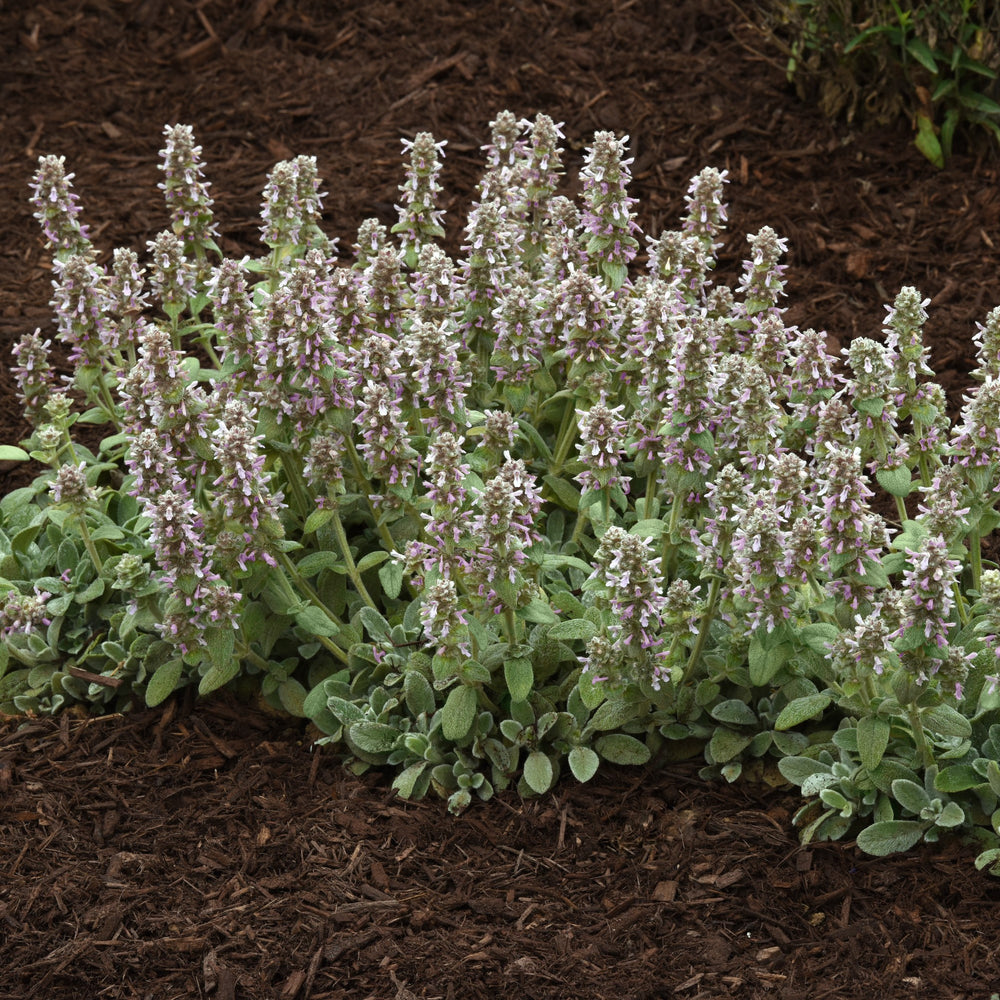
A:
[2,1,1000,997]
[3,696,1000,1000]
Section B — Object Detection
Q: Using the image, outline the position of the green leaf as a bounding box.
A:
[87,522,125,541]
[857,716,890,772]
[548,618,598,642]
[797,622,839,654]
[921,703,972,738]
[778,757,830,785]
[12,523,42,556]
[772,730,809,756]
[749,637,791,686]
[357,606,392,644]
[349,721,400,754]
[891,778,932,815]
[708,728,754,763]
[630,518,667,539]
[328,696,367,726]
[277,678,308,717]
[587,698,640,732]
[404,669,436,717]
[852,396,886,418]
[198,657,240,696]
[519,598,558,624]
[504,657,534,702]
[145,658,184,707]
[959,89,1000,114]
[876,465,912,498]
[441,684,477,741]
[296,551,344,578]
[987,760,1000,798]
[206,627,235,668]
[568,745,600,782]
[868,758,921,795]
[773,694,831,731]
[1,487,38,520]
[975,848,1000,874]
[378,559,404,600]
[819,788,850,813]
[914,113,944,169]
[843,23,890,54]
[934,764,983,793]
[294,604,340,637]
[303,680,331,720]
[355,550,390,574]
[75,577,106,604]
[935,801,966,829]
[600,261,628,290]
[855,820,926,856]
[710,699,758,727]
[595,733,651,765]
[0,446,29,462]
[393,761,429,799]
[517,417,554,463]
[542,474,581,511]
[578,674,606,710]
[523,750,554,793]
[303,507,335,534]
[905,37,938,75]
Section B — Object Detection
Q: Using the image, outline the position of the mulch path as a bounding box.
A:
[2,1,1000,996]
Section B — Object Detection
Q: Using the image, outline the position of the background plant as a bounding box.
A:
[748,0,1000,165]
[6,115,1000,870]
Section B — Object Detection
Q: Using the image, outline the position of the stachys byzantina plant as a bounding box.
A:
[7,115,1000,872]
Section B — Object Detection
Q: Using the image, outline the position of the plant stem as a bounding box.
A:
[970,530,983,591]
[503,604,518,645]
[277,448,312,524]
[329,506,378,610]
[907,703,935,771]
[682,576,721,686]
[277,551,346,630]
[343,436,399,552]
[550,399,578,474]
[75,515,104,576]
[643,469,659,520]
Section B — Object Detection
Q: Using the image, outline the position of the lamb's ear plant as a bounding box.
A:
[6,115,1000,870]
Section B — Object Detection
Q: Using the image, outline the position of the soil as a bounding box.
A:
[2,1,1000,998]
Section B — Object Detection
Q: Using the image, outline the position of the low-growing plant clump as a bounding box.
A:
[753,0,1000,166]
[6,113,1000,872]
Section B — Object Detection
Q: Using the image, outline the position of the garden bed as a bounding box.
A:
[2,1,1000,997]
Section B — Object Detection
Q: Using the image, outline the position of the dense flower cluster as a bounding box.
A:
[260,155,325,248]
[585,526,669,688]
[158,123,219,249]
[29,154,91,256]
[579,130,639,289]
[575,395,631,494]
[395,132,447,267]
[0,588,52,640]
[10,329,56,424]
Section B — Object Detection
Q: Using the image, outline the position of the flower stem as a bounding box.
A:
[643,469,659,520]
[550,399,578,474]
[682,575,721,686]
[329,506,379,610]
[277,551,346,632]
[907,704,935,771]
[75,515,104,576]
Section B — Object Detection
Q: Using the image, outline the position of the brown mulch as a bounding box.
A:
[3,695,998,1000]
[2,1,1000,997]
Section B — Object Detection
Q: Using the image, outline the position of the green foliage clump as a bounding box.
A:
[7,114,1000,872]
[753,0,1000,165]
